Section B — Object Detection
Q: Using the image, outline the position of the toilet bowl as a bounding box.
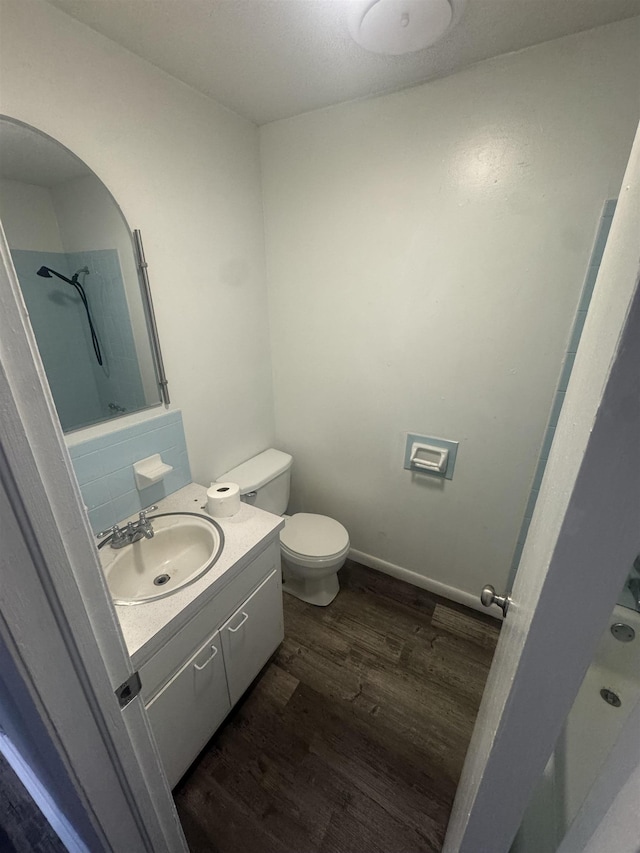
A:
[216,449,349,606]
[280,513,349,606]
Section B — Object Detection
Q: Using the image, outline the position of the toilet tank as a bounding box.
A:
[217,449,292,516]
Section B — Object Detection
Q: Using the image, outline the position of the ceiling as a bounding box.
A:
[46,0,640,125]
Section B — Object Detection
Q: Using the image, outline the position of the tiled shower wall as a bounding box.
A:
[12,249,102,431]
[508,200,617,585]
[68,248,146,416]
[11,248,145,430]
[68,410,191,534]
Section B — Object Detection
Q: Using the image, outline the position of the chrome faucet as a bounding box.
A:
[628,577,640,610]
[135,507,156,540]
[98,506,157,549]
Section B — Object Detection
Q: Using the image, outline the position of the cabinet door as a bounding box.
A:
[220,569,284,706]
[138,540,280,704]
[145,630,230,789]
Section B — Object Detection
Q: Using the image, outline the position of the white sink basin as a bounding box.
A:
[99,512,223,604]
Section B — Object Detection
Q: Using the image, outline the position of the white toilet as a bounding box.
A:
[217,449,349,606]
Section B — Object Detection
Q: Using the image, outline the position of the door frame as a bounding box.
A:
[444,121,640,852]
[0,224,188,852]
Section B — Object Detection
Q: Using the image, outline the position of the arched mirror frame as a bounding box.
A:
[0,115,169,434]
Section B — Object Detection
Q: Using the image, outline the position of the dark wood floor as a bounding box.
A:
[0,753,65,853]
[174,560,500,853]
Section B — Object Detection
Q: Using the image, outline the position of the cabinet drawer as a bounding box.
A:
[220,568,284,706]
[145,630,231,789]
[139,539,279,702]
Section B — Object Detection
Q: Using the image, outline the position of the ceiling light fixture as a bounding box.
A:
[348,0,466,56]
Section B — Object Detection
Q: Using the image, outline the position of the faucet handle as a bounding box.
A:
[97,524,129,548]
[97,524,121,539]
[138,505,158,521]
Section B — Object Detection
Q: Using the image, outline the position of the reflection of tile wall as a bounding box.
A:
[12,249,104,430]
[12,247,146,430]
[67,248,145,417]
[69,410,192,533]
[508,200,617,585]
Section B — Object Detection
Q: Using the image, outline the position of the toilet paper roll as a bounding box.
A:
[207,482,241,518]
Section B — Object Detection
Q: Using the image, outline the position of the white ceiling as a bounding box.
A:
[46,0,640,125]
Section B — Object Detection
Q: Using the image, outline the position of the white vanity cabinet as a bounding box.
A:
[138,539,284,788]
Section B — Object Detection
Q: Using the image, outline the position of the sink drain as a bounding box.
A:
[153,573,171,586]
[600,688,621,708]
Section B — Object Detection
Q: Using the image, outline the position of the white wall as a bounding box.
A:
[260,19,640,604]
[0,0,275,485]
[0,179,63,251]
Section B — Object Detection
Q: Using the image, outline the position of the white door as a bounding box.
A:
[443,123,640,852]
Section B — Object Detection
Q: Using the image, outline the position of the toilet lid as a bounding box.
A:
[280,513,349,558]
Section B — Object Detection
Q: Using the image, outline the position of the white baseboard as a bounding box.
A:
[348,548,502,620]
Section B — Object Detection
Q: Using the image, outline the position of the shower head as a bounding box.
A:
[37,265,90,283]
[36,265,80,286]
[33,264,103,366]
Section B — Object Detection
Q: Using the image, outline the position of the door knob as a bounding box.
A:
[481,584,511,617]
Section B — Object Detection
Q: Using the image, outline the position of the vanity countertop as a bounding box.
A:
[105,483,284,666]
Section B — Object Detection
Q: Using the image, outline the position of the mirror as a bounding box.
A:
[0,117,168,433]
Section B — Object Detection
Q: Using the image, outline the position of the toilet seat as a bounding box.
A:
[280,513,349,561]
